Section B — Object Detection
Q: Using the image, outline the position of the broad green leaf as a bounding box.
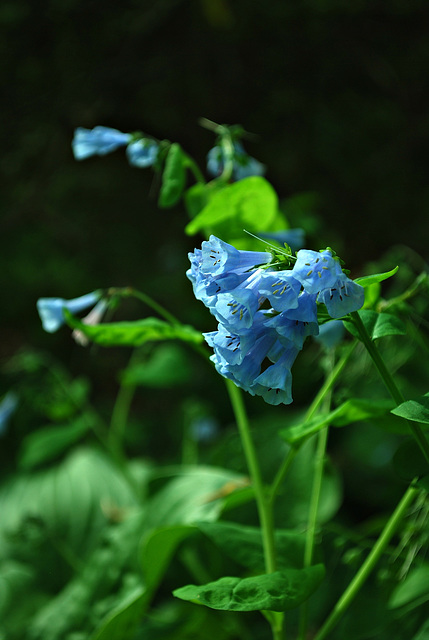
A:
[173,565,325,612]
[140,525,196,598]
[184,177,284,247]
[197,521,307,571]
[281,398,395,445]
[89,585,146,640]
[184,181,226,219]
[391,393,429,425]
[345,309,406,341]
[64,311,204,347]
[388,564,429,610]
[120,343,192,388]
[158,143,187,208]
[412,619,429,640]
[18,415,91,470]
[354,265,399,287]
[393,439,429,481]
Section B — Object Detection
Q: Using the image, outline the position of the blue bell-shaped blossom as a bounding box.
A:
[206,142,265,181]
[258,270,301,312]
[37,291,102,333]
[318,275,365,318]
[72,126,131,160]
[200,236,271,277]
[292,249,342,295]
[249,343,300,406]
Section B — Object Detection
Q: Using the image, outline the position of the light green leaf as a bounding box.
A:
[185,177,284,247]
[19,415,91,470]
[140,525,195,598]
[197,521,307,571]
[158,143,187,208]
[345,310,406,341]
[184,181,226,219]
[354,266,399,287]
[388,564,429,610]
[173,565,325,612]
[89,585,146,640]
[64,311,204,347]
[281,398,395,445]
[391,393,429,425]
[120,343,192,388]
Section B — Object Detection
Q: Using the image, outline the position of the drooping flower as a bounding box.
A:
[72,126,132,160]
[37,291,102,333]
[188,235,364,405]
[126,138,159,168]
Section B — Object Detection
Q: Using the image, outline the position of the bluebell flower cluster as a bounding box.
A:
[207,141,265,181]
[187,236,364,405]
[72,126,159,169]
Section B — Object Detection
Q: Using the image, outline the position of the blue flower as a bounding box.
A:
[126,139,159,168]
[258,271,301,312]
[37,291,102,333]
[0,392,18,437]
[292,249,343,295]
[314,321,345,349]
[317,275,365,318]
[72,126,132,160]
[207,142,265,181]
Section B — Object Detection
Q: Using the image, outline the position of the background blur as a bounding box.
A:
[2,0,429,456]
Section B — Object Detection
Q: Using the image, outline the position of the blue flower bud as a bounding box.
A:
[126,139,159,168]
[72,126,131,160]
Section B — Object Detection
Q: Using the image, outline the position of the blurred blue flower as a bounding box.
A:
[207,142,265,181]
[37,291,102,333]
[126,139,159,168]
[259,229,306,252]
[314,321,345,349]
[0,392,18,436]
[72,126,132,160]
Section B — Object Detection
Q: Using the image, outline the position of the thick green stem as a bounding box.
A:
[351,311,429,465]
[314,482,418,640]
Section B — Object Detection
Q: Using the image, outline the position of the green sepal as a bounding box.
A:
[63,310,204,347]
[354,265,399,287]
[158,143,187,208]
[173,564,325,612]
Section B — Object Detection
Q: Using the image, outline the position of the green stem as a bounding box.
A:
[268,341,357,504]
[184,153,206,183]
[108,287,179,325]
[313,482,418,640]
[351,311,429,465]
[109,378,136,459]
[225,380,283,640]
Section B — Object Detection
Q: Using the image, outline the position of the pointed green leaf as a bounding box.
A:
[281,398,395,445]
[19,415,91,470]
[354,266,398,288]
[64,311,204,347]
[158,143,187,208]
[391,393,429,425]
[197,521,307,571]
[345,309,406,341]
[388,564,429,610]
[89,585,146,640]
[173,565,325,612]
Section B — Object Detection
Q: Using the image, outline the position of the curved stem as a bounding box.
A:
[108,287,179,325]
[313,482,418,640]
[351,311,429,465]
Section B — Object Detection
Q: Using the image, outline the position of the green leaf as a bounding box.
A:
[120,343,192,388]
[184,181,226,219]
[197,521,307,571]
[140,525,196,599]
[345,309,406,341]
[158,143,187,208]
[18,415,91,470]
[391,393,429,425]
[173,565,325,612]
[388,564,429,610]
[64,311,204,347]
[89,585,146,640]
[412,619,429,640]
[281,398,395,445]
[393,439,429,481]
[354,266,399,287]
[184,177,284,247]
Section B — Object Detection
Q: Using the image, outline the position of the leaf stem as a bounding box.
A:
[313,482,418,640]
[351,311,429,465]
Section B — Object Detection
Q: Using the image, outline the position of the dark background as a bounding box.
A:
[2,0,429,368]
